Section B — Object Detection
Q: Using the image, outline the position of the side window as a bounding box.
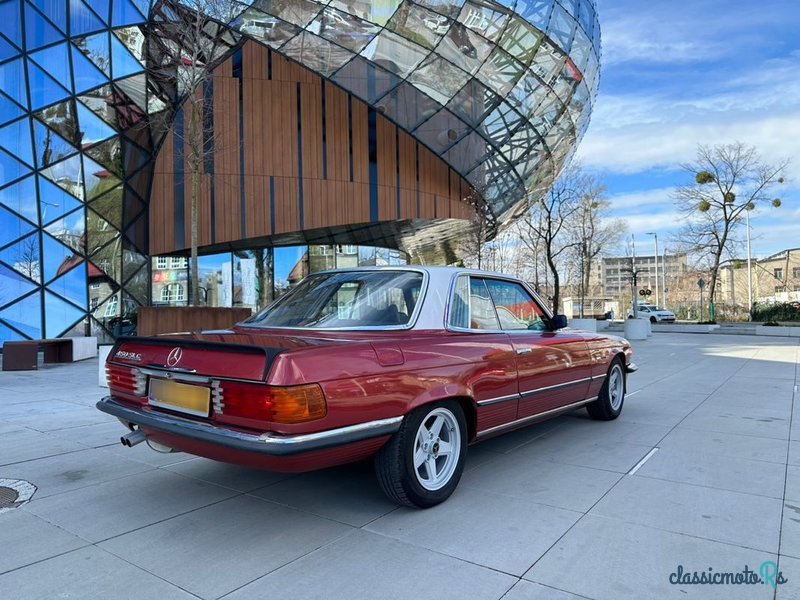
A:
[469,278,501,330]
[483,278,547,331]
[448,276,500,330]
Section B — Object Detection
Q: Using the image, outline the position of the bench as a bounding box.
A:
[2,337,98,371]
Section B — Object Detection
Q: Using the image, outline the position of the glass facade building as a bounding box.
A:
[0,0,599,344]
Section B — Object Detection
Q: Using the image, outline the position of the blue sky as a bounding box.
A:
[574,0,800,259]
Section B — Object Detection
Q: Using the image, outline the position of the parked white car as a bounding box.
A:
[628,304,676,323]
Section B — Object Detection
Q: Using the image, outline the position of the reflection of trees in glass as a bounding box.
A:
[15,237,41,283]
[254,247,274,309]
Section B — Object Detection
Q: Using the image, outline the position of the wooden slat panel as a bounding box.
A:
[376,115,396,220]
[398,132,416,219]
[350,102,368,183]
[300,83,322,181]
[138,307,252,336]
[326,85,349,181]
[149,40,478,257]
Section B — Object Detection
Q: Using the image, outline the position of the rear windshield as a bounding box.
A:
[243,270,424,329]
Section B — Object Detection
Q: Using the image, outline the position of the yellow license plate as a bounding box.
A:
[148,378,210,417]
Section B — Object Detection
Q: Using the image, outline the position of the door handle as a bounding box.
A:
[516,348,532,355]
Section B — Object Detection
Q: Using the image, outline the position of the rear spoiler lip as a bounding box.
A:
[108,336,286,382]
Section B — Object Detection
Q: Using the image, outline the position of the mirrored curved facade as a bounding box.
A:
[0,0,599,343]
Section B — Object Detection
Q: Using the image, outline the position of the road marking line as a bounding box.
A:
[628,448,659,475]
[627,390,641,398]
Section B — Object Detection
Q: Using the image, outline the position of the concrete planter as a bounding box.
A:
[597,320,610,330]
[755,325,800,337]
[98,345,113,387]
[652,324,721,333]
[569,318,597,332]
[624,319,649,340]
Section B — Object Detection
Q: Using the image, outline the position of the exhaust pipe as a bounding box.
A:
[121,430,146,447]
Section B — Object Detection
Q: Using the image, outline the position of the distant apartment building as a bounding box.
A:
[598,253,689,301]
[718,248,800,306]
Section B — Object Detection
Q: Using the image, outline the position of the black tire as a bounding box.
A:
[586,359,626,421]
[649,316,657,324]
[374,400,467,508]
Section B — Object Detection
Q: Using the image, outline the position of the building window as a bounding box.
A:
[156,256,168,269]
[775,286,784,293]
[170,257,187,269]
[793,267,800,279]
[775,268,783,280]
[160,284,185,303]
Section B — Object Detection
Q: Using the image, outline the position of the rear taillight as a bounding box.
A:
[216,381,274,422]
[106,364,146,396]
[215,381,326,425]
[270,384,327,424]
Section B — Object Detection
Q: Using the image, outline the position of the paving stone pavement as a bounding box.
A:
[0,332,798,599]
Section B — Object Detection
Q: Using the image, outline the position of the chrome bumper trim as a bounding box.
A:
[97,397,402,456]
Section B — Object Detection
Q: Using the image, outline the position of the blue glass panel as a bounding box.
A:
[84,154,119,200]
[71,44,109,93]
[76,100,116,144]
[24,3,64,50]
[0,0,22,47]
[0,92,25,126]
[83,0,108,23]
[111,0,145,27]
[40,154,84,200]
[0,233,40,283]
[44,206,84,253]
[45,289,85,336]
[0,117,34,167]
[27,61,70,110]
[0,34,18,61]
[42,231,77,282]
[70,0,106,35]
[47,257,87,308]
[38,177,82,224]
[33,120,77,169]
[0,175,37,222]
[31,0,67,32]
[110,33,143,79]
[129,0,148,18]
[0,58,27,106]
[0,204,35,247]
[0,264,37,308]
[0,320,26,342]
[72,31,110,75]
[0,148,31,187]
[30,42,71,90]
[0,290,42,337]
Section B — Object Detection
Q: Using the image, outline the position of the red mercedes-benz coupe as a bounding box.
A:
[98,267,636,507]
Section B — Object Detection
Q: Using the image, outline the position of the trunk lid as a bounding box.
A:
[108,329,366,381]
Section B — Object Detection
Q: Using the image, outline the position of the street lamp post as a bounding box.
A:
[631,234,638,318]
[746,206,753,319]
[646,232,659,308]
[662,247,667,308]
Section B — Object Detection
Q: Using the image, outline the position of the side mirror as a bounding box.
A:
[551,314,568,330]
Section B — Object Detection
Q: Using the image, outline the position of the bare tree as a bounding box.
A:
[674,142,787,320]
[461,193,496,270]
[148,0,241,304]
[518,169,585,313]
[15,237,41,282]
[569,177,627,316]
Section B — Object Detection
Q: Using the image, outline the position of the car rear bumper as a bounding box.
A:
[97,396,402,457]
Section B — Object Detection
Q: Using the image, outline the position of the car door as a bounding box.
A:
[448,275,519,433]
[481,277,593,419]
